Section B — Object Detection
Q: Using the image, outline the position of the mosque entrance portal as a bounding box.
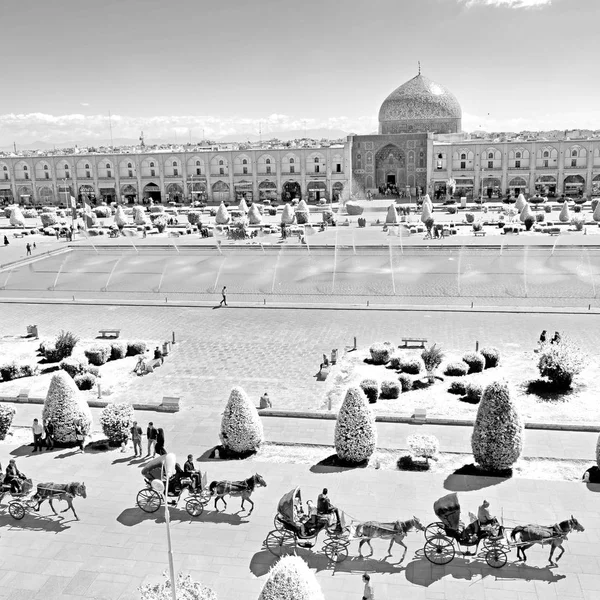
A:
[387,174,396,186]
[375,144,406,190]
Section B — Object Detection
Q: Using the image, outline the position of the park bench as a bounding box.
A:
[168,231,180,238]
[98,329,121,339]
[13,232,24,238]
[474,231,486,237]
[549,231,561,236]
[400,337,428,349]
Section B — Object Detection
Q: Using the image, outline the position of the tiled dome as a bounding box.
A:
[378,73,462,134]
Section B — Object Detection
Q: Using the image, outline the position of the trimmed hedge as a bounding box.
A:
[100,402,134,444]
[220,386,264,454]
[448,380,467,395]
[74,373,96,391]
[258,556,324,600]
[84,345,111,366]
[538,339,587,389]
[398,357,423,375]
[462,351,486,374]
[110,342,127,360]
[369,341,394,365]
[127,341,147,356]
[480,347,500,369]
[60,357,88,379]
[444,361,469,377]
[398,373,413,392]
[0,405,16,441]
[139,573,217,600]
[380,380,401,399]
[359,378,379,404]
[465,382,483,403]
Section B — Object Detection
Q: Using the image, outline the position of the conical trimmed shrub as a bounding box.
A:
[334,386,377,464]
[220,386,264,454]
[215,202,230,225]
[10,207,25,227]
[296,199,309,213]
[114,206,128,227]
[515,194,526,212]
[258,556,324,600]
[238,197,249,214]
[43,371,93,444]
[596,433,600,468]
[281,203,295,224]
[295,199,310,225]
[248,204,263,225]
[385,203,398,224]
[133,206,147,225]
[593,201,600,223]
[519,203,533,223]
[139,572,217,600]
[471,380,523,471]
[559,201,570,223]
[421,202,432,223]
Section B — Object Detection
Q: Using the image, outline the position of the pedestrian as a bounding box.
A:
[362,573,375,600]
[44,418,54,450]
[155,428,166,456]
[130,421,143,457]
[551,331,561,344]
[219,285,228,307]
[32,418,44,452]
[3,235,8,246]
[74,420,85,452]
[259,392,272,409]
[26,242,31,256]
[539,330,547,344]
[146,421,158,457]
[56,229,60,240]
[33,241,36,249]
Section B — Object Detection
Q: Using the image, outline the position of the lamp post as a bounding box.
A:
[151,453,178,600]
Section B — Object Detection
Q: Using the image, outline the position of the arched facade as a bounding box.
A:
[119,159,136,178]
[186,156,205,175]
[375,144,406,188]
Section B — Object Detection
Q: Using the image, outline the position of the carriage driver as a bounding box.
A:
[183,454,201,491]
[478,500,499,532]
[5,459,26,494]
[318,488,343,533]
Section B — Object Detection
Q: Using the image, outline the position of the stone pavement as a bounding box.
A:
[1,438,599,600]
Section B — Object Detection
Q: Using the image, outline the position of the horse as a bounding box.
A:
[510,515,584,567]
[208,473,266,513]
[31,482,87,521]
[355,516,424,561]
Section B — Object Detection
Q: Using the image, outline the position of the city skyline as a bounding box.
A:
[1,0,598,145]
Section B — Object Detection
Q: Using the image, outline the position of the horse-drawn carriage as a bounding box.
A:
[264,487,351,563]
[424,493,508,568]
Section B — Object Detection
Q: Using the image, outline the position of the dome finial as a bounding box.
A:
[418,61,421,75]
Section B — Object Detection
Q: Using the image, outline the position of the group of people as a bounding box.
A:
[539,330,562,345]
[129,421,166,459]
[31,417,54,452]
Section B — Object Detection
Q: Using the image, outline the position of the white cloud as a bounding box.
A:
[80,103,90,107]
[459,0,551,8]
[0,112,379,145]
[463,110,600,132]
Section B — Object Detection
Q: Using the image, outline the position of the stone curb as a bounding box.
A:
[0,246,71,272]
[0,395,178,413]
[258,409,600,433]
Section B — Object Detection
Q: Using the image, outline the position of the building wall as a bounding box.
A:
[0,147,351,205]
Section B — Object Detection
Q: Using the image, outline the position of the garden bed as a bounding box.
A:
[321,345,600,424]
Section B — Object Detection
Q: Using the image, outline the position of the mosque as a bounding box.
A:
[350,70,600,200]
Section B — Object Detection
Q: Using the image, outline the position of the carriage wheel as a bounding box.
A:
[265,530,296,557]
[323,539,349,563]
[9,502,25,520]
[425,522,446,540]
[137,489,162,513]
[424,537,455,565]
[185,498,204,517]
[485,547,508,569]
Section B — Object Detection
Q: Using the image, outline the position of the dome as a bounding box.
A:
[378,73,462,135]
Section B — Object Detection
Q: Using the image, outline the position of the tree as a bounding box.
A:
[43,371,93,444]
[537,338,587,389]
[385,203,398,224]
[258,556,324,600]
[519,202,533,223]
[9,207,25,227]
[220,386,264,454]
[593,201,600,223]
[515,194,526,212]
[133,206,148,225]
[139,572,217,600]
[100,402,134,445]
[215,202,230,225]
[114,206,128,227]
[596,433,600,468]
[281,203,296,224]
[421,202,432,223]
[0,405,16,441]
[248,204,262,225]
[238,197,249,214]
[471,380,524,471]
[334,386,377,464]
[559,201,570,223]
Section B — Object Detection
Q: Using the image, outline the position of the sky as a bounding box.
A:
[1,0,599,145]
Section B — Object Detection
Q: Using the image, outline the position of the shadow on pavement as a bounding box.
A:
[404,554,566,587]
[310,454,368,474]
[9,444,35,458]
[249,548,404,578]
[0,512,71,533]
[444,464,510,492]
[116,506,250,527]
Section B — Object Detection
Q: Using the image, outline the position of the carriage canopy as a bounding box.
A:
[434,493,461,531]
[277,487,301,524]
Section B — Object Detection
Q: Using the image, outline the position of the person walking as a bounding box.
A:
[26,242,31,256]
[362,573,375,599]
[74,420,85,452]
[155,428,166,456]
[219,285,228,307]
[44,418,54,451]
[3,235,8,247]
[32,418,44,453]
[146,422,158,457]
[130,421,143,457]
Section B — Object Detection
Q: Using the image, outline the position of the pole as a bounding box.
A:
[162,460,177,600]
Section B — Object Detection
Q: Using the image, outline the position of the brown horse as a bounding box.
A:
[355,516,424,561]
[31,482,87,521]
[510,516,584,567]
[208,473,266,513]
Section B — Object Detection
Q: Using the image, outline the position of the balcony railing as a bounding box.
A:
[164,174,182,178]
[98,176,115,180]
[309,172,326,177]
[233,172,253,177]
[211,172,228,177]
[257,171,275,176]
[564,164,588,169]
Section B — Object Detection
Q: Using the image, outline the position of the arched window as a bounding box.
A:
[314,157,319,163]
[572,150,578,157]
[290,158,295,164]
[172,161,177,167]
[219,160,223,165]
[127,162,132,168]
[23,165,28,171]
[43,165,48,170]
[196,161,201,166]
[515,152,521,159]
[438,153,443,159]
[106,163,111,169]
[84,163,89,169]
[149,161,155,168]
[543,151,549,158]
[242,159,247,165]
[266,158,271,164]
[488,152,494,159]
[460,153,466,160]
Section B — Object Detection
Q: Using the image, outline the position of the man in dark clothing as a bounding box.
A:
[26,242,31,256]
[146,422,158,457]
[131,421,143,457]
[183,454,201,490]
[44,419,54,450]
[154,346,164,365]
[219,286,228,307]
[317,488,343,532]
